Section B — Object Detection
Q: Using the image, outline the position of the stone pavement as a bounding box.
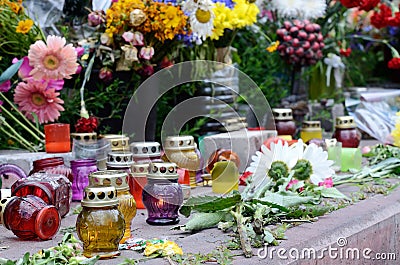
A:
[0,183,399,265]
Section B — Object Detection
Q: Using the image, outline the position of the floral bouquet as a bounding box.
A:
[0,33,79,151]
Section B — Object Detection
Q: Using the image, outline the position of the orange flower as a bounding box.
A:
[16,19,34,34]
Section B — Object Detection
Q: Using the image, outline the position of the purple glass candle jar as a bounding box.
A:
[70,159,97,201]
[142,162,183,225]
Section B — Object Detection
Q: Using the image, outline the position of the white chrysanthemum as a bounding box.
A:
[246,140,298,191]
[294,140,334,184]
[189,4,215,40]
[300,0,326,20]
[270,0,302,18]
[183,0,213,13]
[270,0,326,19]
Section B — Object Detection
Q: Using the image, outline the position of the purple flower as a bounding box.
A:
[88,10,105,27]
[132,32,144,46]
[75,47,85,57]
[13,56,33,80]
[122,31,135,43]
[212,0,234,8]
[47,79,64,91]
[137,64,154,78]
[0,80,11,92]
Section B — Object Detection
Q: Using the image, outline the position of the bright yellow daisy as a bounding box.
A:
[16,19,34,34]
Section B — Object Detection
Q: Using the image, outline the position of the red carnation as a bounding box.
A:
[371,4,393,29]
[75,116,99,133]
[359,0,380,11]
[340,47,352,57]
[340,0,359,8]
[388,57,400,69]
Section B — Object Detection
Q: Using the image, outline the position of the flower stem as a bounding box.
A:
[0,120,37,151]
[0,104,44,142]
[0,92,45,138]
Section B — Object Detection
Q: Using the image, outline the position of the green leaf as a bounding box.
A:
[320,187,350,200]
[179,191,241,217]
[0,59,23,84]
[263,229,275,244]
[173,212,226,232]
[255,191,317,210]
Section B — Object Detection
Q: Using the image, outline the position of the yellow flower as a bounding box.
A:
[16,19,34,34]
[144,241,183,257]
[392,112,400,147]
[266,41,280,52]
[7,1,23,14]
[161,5,181,28]
[231,0,259,28]
[211,3,234,40]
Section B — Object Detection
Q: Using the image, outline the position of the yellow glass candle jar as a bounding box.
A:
[89,170,136,243]
[300,121,322,143]
[163,135,200,188]
[76,185,125,258]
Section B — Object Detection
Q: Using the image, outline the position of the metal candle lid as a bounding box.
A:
[163,136,195,151]
[335,116,357,129]
[130,142,161,158]
[81,185,118,207]
[70,132,97,143]
[132,163,148,176]
[272,108,293,121]
[89,170,129,191]
[102,134,130,151]
[106,152,134,168]
[146,162,179,180]
[301,121,321,131]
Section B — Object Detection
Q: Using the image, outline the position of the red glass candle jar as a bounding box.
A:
[70,159,97,201]
[0,195,60,240]
[11,172,72,217]
[272,108,297,138]
[131,163,148,209]
[44,123,71,153]
[142,162,183,225]
[29,157,73,183]
[333,116,361,148]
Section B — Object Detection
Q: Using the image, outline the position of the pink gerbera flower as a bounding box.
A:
[14,79,64,123]
[28,35,78,80]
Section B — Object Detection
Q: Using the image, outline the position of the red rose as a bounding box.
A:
[75,116,99,133]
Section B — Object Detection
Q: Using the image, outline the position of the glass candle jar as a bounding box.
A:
[272,108,297,139]
[89,170,136,243]
[29,157,73,183]
[333,116,361,148]
[0,163,27,189]
[70,159,97,201]
[102,134,130,152]
[142,162,183,225]
[131,163,148,209]
[300,121,323,143]
[163,136,200,188]
[130,142,163,164]
[44,123,71,153]
[11,172,72,217]
[76,185,125,258]
[0,195,61,240]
